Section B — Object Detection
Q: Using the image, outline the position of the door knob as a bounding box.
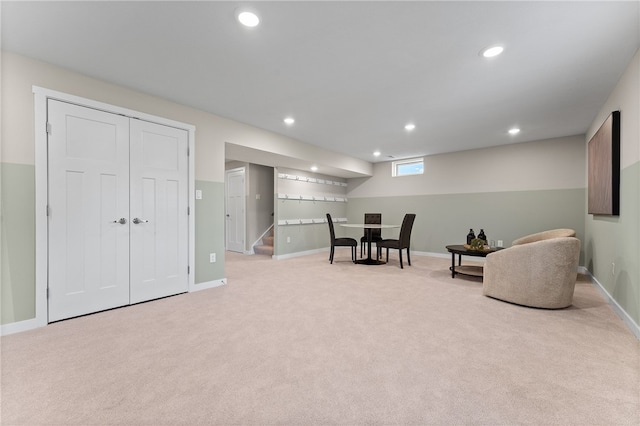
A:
[133,218,149,224]
[113,218,127,224]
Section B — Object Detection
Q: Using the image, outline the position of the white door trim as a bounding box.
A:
[32,86,196,330]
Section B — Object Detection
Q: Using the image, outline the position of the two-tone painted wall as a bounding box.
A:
[584,49,639,332]
[3,47,638,336]
[0,51,364,327]
[0,52,225,325]
[345,135,586,257]
[344,48,640,335]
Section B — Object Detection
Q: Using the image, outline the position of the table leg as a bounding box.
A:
[355,228,385,265]
[366,228,373,261]
[451,252,456,278]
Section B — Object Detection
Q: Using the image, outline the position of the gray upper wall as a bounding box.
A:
[348,135,586,199]
[1,51,371,181]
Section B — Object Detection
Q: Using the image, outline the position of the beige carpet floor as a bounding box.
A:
[1,251,638,425]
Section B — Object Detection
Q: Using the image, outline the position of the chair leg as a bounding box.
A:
[330,246,335,264]
[352,246,357,263]
[360,241,364,258]
[399,249,404,269]
[385,248,389,262]
[406,248,411,266]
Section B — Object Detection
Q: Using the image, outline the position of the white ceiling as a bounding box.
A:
[2,1,639,168]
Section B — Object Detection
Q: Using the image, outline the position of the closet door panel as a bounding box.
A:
[129,119,188,304]
[47,100,130,322]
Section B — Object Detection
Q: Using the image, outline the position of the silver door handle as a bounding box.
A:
[113,218,127,224]
[133,218,148,224]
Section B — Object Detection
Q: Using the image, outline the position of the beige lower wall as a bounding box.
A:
[346,188,585,259]
[1,163,36,324]
[0,166,226,325]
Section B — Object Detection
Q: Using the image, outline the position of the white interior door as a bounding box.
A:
[48,101,189,321]
[129,119,188,304]
[225,168,245,253]
[47,100,130,322]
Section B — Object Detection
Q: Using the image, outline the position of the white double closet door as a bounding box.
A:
[48,100,188,322]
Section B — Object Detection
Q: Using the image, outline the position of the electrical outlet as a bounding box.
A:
[287,237,291,243]
[210,253,216,263]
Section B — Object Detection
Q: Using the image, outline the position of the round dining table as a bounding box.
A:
[340,223,400,265]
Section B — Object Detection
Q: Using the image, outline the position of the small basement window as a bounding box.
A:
[392,157,424,177]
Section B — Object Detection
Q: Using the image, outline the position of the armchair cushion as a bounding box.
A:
[512,228,576,246]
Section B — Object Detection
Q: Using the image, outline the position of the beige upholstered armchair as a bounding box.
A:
[483,229,580,309]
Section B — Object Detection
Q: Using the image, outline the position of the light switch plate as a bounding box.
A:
[195,190,202,200]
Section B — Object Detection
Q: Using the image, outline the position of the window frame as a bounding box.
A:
[392,157,424,177]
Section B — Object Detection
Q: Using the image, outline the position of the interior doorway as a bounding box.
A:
[225,167,246,253]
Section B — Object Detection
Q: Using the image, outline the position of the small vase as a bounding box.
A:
[466,229,475,245]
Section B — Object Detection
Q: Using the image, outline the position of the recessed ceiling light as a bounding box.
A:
[508,127,521,135]
[404,123,416,131]
[481,45,504,58]
[310,166,318,172]
[237,10,260,27]
[283,117,295,125]
[373,151,381,157]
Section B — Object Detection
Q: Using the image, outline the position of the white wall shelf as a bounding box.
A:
[277,193,348,202]
[277,173,348,187]
[277,217,347,226]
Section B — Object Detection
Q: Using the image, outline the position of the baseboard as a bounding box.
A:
[190,278,227,292]
[1,280,227,336]
[1,317,47,336]
[274,247,329,260]
[578,266,640,340]
[413,250,452,260]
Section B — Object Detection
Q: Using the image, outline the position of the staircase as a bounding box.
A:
[254,226,274,257]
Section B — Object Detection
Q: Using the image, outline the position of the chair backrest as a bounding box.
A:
[398,213,416,248]
[364,213,382,238]
[326,213,336,241]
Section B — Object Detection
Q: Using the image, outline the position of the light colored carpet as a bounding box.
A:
[1,251,638,425]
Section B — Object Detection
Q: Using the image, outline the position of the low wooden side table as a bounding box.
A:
[445,245,503,278]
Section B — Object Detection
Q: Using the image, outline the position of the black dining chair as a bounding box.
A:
[377,213,416,268]
[360,213,382,258]
[326,213,357,264]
